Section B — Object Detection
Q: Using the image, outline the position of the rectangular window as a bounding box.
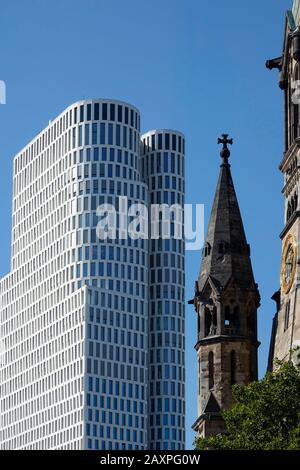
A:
[108,123,113,145]
[171,153,175,173]
[93,180,98,193]
[85,124,90,145]
[164,152,168,173]
[80,105,84,122]
[100,123,105,144]
[92,163,97,177]
[110,103,115,121]
[116,125,121,146]
[92,123,97,145]
[165,133,170,150]
[87,103,91,121]
[123,126,127,147]
[178,136,182,153]
[78,125,82,146]
[102,103,108,120]
[94,103,99,120]
[91,263,96,276]
[158,134,162,150]
[172,134,176,151]
[117,105,122,122]
[72,127,76,149]
[125,107,129,124]
[151,134,155,151]
[94,148,99,161]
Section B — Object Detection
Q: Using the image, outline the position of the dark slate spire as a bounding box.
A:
[198,135,255,293]
[203,392,221,414]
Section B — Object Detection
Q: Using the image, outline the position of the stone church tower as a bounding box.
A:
[266,0,300,370]
[190,136,260,438]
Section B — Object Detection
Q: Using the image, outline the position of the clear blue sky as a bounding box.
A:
[0,0,292,449]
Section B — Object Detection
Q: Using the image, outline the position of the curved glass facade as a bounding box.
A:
[141,130,185,450]
[0,100,185,450]
[74,100,149,450]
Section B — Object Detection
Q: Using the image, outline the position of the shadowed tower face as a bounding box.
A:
[190,136,260,438]
[266,1,300,370]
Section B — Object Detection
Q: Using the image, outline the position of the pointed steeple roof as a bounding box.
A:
[198,135,256,293]
[203,391,221,414]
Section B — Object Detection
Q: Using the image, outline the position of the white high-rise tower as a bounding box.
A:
[0,99,185,450]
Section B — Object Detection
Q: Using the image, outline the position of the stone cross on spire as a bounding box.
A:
[218,134,233,165]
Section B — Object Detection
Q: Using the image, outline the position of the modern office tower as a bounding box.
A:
[141,131,185,450]
[0,99,185,450]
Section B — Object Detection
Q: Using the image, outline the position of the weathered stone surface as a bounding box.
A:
[198,161,256,293]
[267,5,300,372]
[192,142,260,438]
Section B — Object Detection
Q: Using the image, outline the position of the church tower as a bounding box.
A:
[190,136,260,438]
[266,0,300,370]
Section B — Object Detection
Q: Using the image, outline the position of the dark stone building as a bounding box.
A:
[190,136,260,438]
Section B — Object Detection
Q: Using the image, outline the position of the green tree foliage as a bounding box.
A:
[195,361,300,450]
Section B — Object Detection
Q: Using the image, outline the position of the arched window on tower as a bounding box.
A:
[230,350,237,385]
[208,351,214,389]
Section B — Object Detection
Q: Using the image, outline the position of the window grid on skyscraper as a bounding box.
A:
[0,100,185,450]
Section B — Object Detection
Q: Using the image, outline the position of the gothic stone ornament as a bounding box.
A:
[281,234,297,294]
